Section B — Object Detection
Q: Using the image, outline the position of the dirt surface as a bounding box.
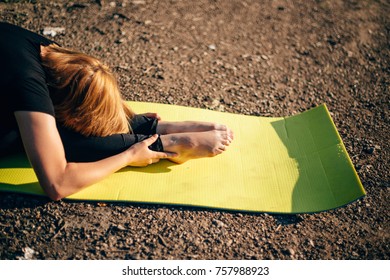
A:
[0,0,389,260]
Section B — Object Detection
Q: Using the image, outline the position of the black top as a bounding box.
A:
[0,22,55,132]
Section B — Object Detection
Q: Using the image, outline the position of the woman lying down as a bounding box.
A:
[0,22,233,200]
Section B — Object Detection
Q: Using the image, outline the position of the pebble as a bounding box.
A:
[17,247,36,260]
[115,38,127,44]
[212,219,225,228]
[261,55,269,60]
[116,225,126,231]
[42,27,65,37]
[133,0,146,4]
[208,44,216,51]
[158,234,168,247]
[211,99,220,108]
[365,147,375,154]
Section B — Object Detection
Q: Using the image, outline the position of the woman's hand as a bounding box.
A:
[126,134,176,167]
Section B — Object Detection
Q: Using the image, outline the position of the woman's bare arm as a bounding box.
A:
[15,111,173,201]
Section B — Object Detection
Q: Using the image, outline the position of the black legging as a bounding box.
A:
[0,115,163,162]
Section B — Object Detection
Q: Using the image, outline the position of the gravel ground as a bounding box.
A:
[0,0,389,260]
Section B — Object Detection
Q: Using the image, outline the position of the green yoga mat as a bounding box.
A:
[0,102,365,213]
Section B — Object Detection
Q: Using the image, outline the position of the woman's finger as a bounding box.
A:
[140,134,159,146]
[154,151,177,159]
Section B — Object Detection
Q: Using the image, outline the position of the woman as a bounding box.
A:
[0,22,233,201]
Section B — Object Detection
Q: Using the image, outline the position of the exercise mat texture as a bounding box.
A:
[0,102,365,213]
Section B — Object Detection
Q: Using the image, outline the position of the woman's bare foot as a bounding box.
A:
[157,121,230,135]
[160,129,233,164]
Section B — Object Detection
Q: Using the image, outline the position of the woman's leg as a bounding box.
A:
[58,125,163,162]
[132,113,234,138]
[59,115,233,164]
[56,115,163,162]
[133,115,234,163]
[59,126,232,164]
[156,121,229,135]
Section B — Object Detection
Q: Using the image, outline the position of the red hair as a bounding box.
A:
[41,44,134,137]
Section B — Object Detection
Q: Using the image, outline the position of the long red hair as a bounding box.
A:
[41,44,134,137]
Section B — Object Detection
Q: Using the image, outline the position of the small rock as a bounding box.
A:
[43,27,65,37]
[365,164,374,171]
[365,147,375,154]
[158,234,168,247]
[217,104,225,112]
[208,44,216,51]
[116,225,126,231]
[133,0,146,4]
[261,55,269,60]
[211,99,220,108]
[115,38,127,44]
[167,96,174,104]
[288,248,295,256]
[212,219,225,228]
[17,247,36,260]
